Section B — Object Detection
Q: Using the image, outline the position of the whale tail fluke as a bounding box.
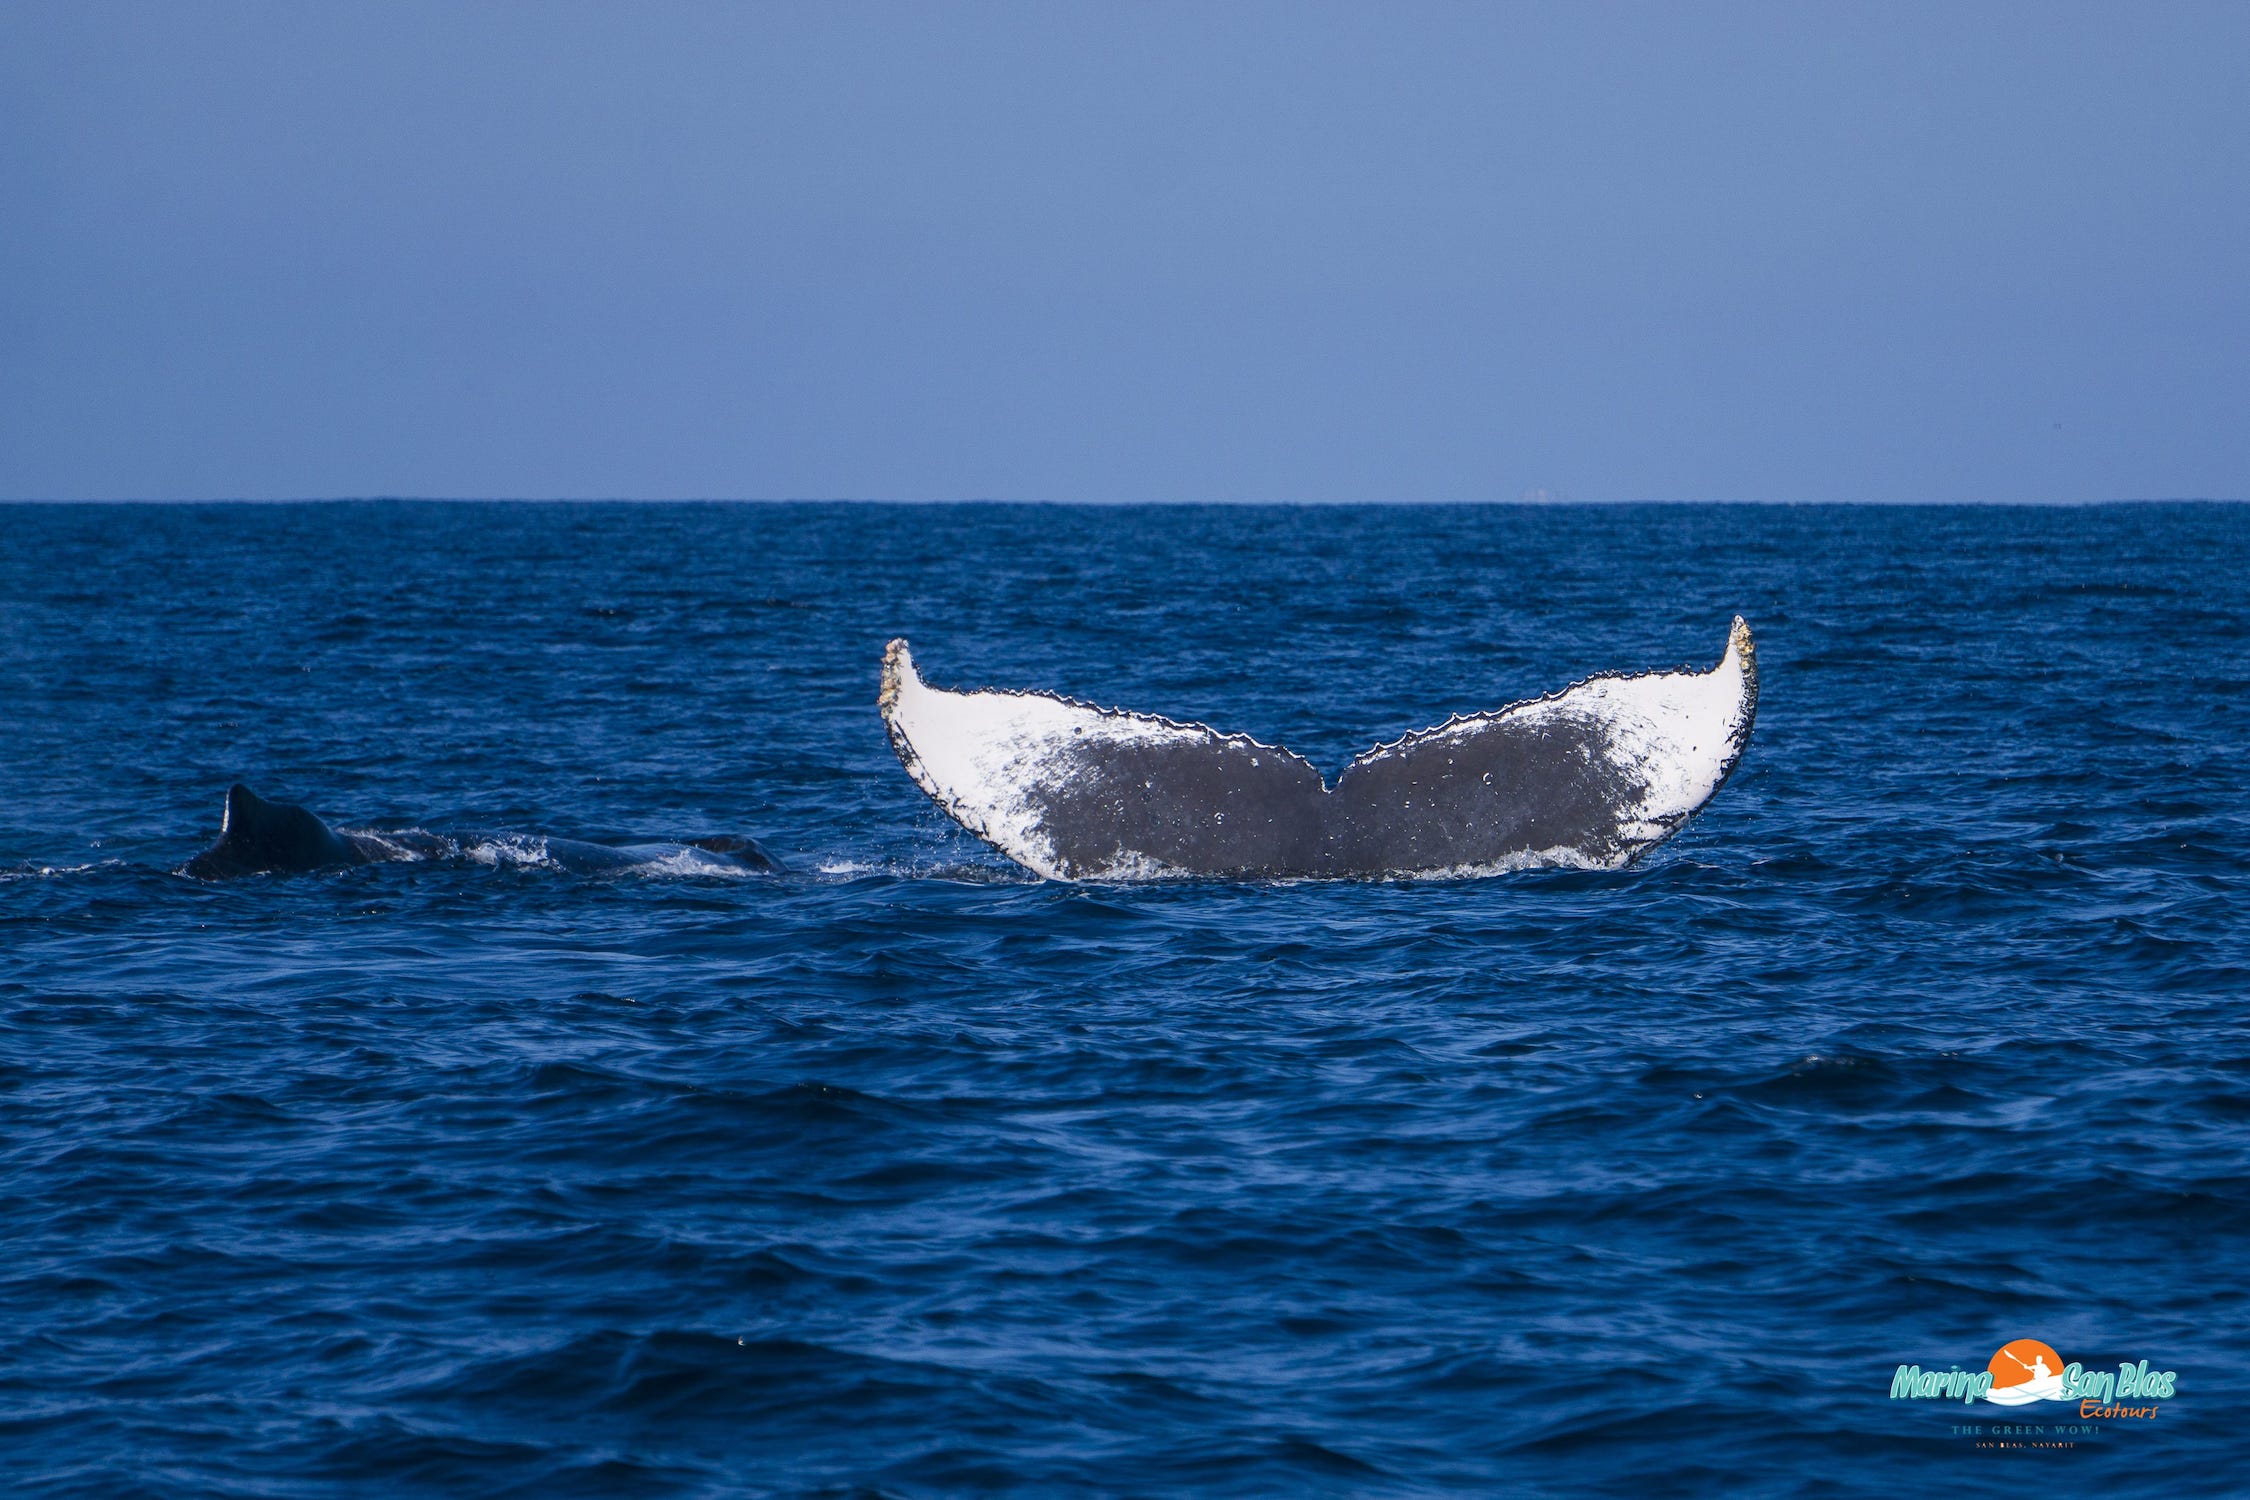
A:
[879,618,1759,881]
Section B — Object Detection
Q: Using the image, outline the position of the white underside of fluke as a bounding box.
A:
[1373,617,1758,853]
[880,645,1221,877]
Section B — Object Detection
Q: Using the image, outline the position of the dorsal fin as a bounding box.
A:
[185,784,364,878]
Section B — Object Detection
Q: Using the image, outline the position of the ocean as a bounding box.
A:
[2,500,2244,1496]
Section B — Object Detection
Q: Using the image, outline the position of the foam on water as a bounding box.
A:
[621,847,767,879]
[0,859,124,881]
[462,833,559,869]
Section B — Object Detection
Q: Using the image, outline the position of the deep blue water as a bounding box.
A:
[2,500,2245,1497]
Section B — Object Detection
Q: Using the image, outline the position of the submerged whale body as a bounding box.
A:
[880,619,1759,882]
[184,784,783,879]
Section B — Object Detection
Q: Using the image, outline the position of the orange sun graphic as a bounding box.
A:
[1989,1338,2063,1386]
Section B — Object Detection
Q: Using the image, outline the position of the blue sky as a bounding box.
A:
[3,1,2245,502]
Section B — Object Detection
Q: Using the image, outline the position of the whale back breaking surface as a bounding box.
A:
[185,784,372,879]
[880,619,1759,881]
[183,786,784,879]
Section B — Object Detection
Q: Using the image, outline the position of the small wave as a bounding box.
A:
[348,829,455,862]
[809,855,1038,884]
[0,859,127,882]
[457,835,772,879]
[623,849,765,880]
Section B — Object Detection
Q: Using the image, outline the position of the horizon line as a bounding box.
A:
[2,494,2244,508]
